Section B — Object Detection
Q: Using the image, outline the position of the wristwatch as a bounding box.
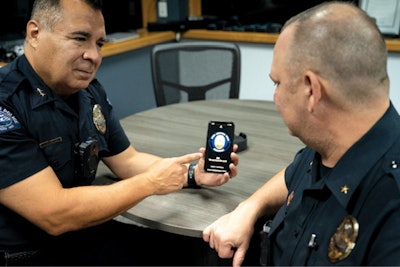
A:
[187,163,200,188]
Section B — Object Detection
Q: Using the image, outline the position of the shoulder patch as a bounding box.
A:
[0,106,21,134]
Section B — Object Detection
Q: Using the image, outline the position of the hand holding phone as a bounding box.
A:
[204,121,235,173]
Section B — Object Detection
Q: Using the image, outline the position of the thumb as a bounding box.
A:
[203,225,211,242]
[232,247,247,267]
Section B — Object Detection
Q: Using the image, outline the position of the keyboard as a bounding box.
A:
[106,31,139,43]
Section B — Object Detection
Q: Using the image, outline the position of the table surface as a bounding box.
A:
[96,99,304,237]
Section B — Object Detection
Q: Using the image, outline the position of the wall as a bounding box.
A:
[388,52,400,110]
[238,43,274,101]
[95,40,400,120]
[96,46,157,119]
[238,42,400,111]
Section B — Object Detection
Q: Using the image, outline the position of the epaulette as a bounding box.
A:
[0,62,27,100]
[382,139,400,192]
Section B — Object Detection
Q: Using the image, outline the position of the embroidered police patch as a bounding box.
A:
[0,107,21,134]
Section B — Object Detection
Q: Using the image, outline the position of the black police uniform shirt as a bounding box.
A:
[0,55,130,250]
[267,104,400,265]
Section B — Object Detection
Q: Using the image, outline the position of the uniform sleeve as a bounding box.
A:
[363,199,400,265]
[0,106,49,189]
[103,106,130,157]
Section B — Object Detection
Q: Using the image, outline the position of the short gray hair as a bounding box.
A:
[282,1,388,103]
[30,0,103,31]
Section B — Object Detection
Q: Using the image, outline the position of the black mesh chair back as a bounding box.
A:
[151,41,241,107]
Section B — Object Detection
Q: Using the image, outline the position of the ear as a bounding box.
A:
[304,70,322,113]
[26,20,40,48]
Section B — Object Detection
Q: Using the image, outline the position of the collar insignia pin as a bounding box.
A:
[392,161,398,168]
[37,88,46,97]
[340,185,349,194]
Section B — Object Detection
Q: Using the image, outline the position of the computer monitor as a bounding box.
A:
[0,0,33,41]
[102,0,142,34]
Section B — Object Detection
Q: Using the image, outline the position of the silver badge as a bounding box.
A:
[93,104,106,134]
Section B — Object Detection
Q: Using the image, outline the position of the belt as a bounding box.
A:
[0,252,5,266]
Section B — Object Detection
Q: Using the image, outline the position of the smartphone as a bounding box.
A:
[204,121,235,173]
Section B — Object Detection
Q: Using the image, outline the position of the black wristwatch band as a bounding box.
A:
[187,163,200,188]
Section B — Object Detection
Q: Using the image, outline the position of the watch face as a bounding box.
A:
[187,163,198,188]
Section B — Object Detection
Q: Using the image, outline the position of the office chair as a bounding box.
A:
[151,41,241,107]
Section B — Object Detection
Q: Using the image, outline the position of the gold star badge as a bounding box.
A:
[341,185,349,194]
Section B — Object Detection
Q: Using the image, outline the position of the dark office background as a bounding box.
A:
[201,0,360,25]
[0,0,142,40]
[1,0,360,40]
[0,0,34,40]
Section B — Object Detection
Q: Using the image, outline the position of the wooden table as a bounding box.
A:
[96,99,304,238]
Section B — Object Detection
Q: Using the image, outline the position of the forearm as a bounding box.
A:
[52,174,155,233]
[0,166,156,236]
[235,168,288,223]
[103,146,161,179]
[202,169,288,265]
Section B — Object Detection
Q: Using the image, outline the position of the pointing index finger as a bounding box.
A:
[175,152,202,164]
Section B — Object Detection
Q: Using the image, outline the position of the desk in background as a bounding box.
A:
[96,99,304,238]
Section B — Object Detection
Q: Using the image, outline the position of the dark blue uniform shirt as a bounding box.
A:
[269,104,400,265]
[0,55,130,250]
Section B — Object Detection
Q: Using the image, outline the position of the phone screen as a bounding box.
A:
[204,121,235,173]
